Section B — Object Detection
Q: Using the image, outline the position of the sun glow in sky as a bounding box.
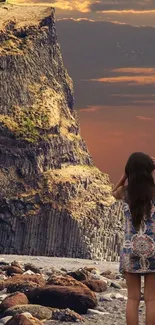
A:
[10,0,155,26]
[9,0,90,11]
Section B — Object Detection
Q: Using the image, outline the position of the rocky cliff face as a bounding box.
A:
[0,4,123,260]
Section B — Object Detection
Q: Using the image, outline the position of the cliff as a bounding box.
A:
[0,4,123,260]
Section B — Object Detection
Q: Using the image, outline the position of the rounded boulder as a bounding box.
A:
[0,292,28,312]
[27,285,97,314]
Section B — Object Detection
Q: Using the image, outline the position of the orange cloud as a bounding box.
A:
[136,115,155,121]
[80,106,102,112]
[57,17,95,22]
[112,67,155,75]
[85,67,155,86]
[99,10,155,14]
[113,94,155,98]
[10,1,155,14]
[88,76,155,85]
[10,0,90,12]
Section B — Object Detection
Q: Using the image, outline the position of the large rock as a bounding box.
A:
[0,274,45,293]
[0,292,28,312]
[11,262,22,269]
[4,305,53,320]
[0,3,122,261]
[82,279,107,293]
[68,269,89,282]
[7,281,41,294]
[27,285,97,314]
[46,274,87,289]
[5,266,23,277]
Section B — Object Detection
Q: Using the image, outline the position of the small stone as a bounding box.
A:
[84,267,98,273]
[100,270,111,277]
[111,293,126,300]
[87,309,110,316]
[0,275,7,281]
[0,261,9,267]
[95,307,106,312]
[90,274,101,280]
[24,264,41,275]
[110,282,122,289]
[0,294,8,301]
[100,270,117,280]
[115,274,122,280]
[120,288,127,295]
[23,271,36,275]
[48,267,65,277]
[60,268,67,272]
[99,294,112,302]
[20,313,33,317]
[0,258,4,262]
[100,276,108,284]
[0,316,12,324]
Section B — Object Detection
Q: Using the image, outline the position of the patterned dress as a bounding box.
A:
[120,201,155,274]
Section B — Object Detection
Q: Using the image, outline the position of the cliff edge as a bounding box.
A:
[0,4,123,260]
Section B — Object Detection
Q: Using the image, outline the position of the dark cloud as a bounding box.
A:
[89,0,155,12]
[57,19,155,111]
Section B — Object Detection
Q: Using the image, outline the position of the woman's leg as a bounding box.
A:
[144,273,155,325]
[125,272,141,325]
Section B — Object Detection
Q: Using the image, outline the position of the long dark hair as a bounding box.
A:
[125,152,155,230]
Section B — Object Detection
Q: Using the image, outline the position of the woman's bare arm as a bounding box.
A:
[113,173,127,192]
[151,157,155,166]
[112,174,127,200]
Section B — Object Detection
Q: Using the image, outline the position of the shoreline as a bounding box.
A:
[0,255,119,273]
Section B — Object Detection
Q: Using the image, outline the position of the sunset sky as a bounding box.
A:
[13,0,155,26]
[13,0,155,182]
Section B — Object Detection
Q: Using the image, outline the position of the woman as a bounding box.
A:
[113,152,155,325]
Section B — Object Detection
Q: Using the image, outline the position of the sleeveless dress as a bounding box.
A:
[120,200,155,274]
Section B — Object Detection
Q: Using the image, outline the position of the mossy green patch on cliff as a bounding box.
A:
[0,84,61,142]
[0,81,80,143]
[0,113,40,142]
